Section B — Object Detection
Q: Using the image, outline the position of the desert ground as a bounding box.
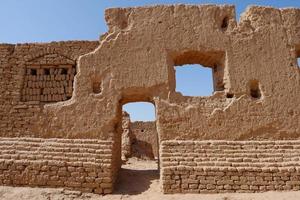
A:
[0,158,299,200]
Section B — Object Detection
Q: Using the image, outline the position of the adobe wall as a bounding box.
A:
[0,41,99,137]
[121,112,158,160]
[0,138,113,194]
[161,140,300,193]
[0,4,300,194]
[121,111,133,159]
[29,5,299,141]
[0,41,118,194]
[130,121,158,159]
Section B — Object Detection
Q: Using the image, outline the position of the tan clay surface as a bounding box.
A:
[130,121,158,159]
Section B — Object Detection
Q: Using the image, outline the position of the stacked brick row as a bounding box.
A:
[161,140,300,194]
[22,65,76,102]
[0,137,114,194]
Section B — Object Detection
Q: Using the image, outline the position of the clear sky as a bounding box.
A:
[0,0,299,121]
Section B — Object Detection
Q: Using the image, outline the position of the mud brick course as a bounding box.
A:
[0,138,114,194]
[161,140,300,193]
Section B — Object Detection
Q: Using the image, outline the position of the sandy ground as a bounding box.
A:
[0,158,300,200]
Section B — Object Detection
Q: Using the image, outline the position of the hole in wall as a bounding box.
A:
[249,80,262,99]
[297,58,300,68]
[226,93,234,98]
[171,50,225,97]
[92,81,102,94]
[30,69,37,75]
[61,68,68,75]
[175,64,214,96]
[221,17,229,31]
[44,68,50,75]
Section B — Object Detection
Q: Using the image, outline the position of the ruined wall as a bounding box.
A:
[121,114,158,160]
[0,41,99,137]
[0,4,300,195]
[31,5,299,141]
[0,138,113,194]
[161,140,300,193]
[130,121,158,159]
[121,111,133,160]
[0,41,118,193]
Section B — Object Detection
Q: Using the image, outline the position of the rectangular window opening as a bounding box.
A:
[175,64,214,96]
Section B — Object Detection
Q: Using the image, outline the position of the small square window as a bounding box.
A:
[175,64,213,96]
[30,69,37,76]
[92,81,102,94]
[44,68,50,75]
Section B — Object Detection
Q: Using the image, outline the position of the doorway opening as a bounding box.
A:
[115,102,159,194]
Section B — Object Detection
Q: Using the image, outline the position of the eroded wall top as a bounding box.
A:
[1,4,299,141]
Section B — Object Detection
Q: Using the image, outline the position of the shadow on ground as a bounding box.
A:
[114,168,159,195]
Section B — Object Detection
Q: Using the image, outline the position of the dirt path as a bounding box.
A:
[113,158,160,195]
[0,158,300,200]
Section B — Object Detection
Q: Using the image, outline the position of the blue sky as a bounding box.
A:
[0,0,299,121]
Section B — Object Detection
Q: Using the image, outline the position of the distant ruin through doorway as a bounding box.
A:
[122,102,158,161]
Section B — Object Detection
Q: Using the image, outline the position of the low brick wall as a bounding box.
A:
[0,137,114,194]
[161,140,300,194]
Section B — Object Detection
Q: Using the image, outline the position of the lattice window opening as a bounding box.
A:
[21,65,76,102]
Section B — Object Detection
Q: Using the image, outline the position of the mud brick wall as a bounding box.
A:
[121,111,132,160]
[0,137,114,194]
[130,121,158,159]
[161,140,300,194]
[0,41,98,137]
[22,65,76,102]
